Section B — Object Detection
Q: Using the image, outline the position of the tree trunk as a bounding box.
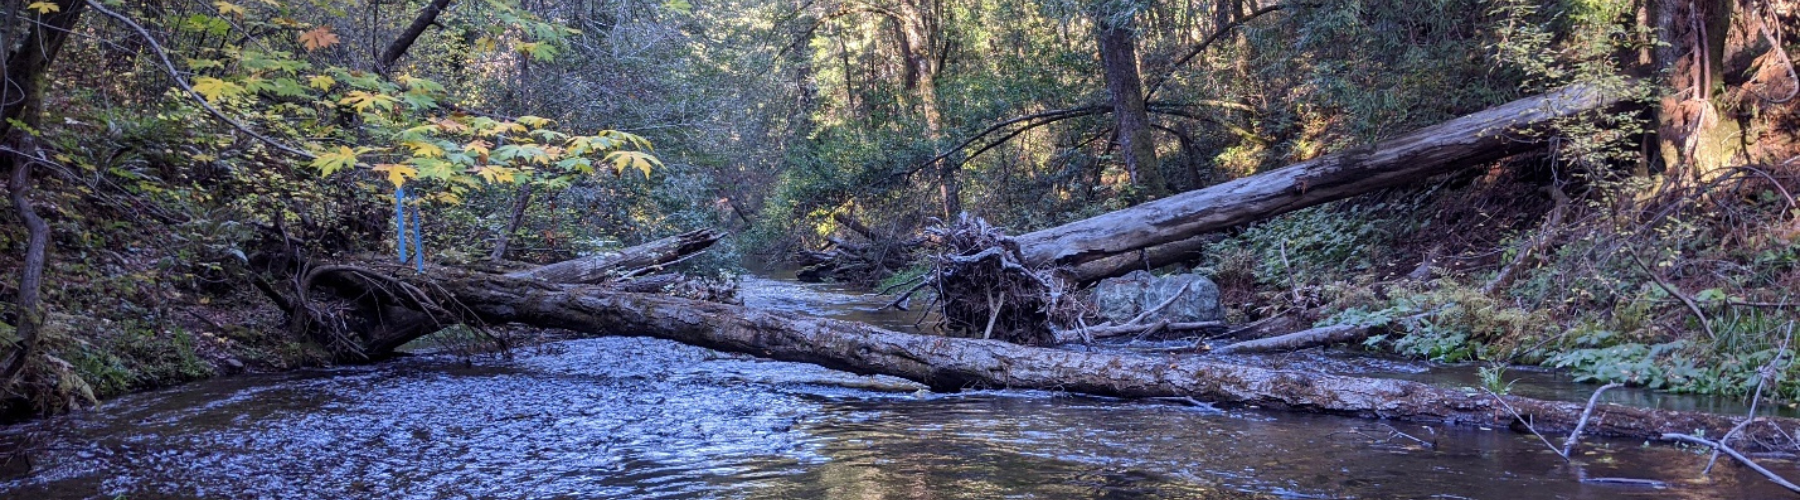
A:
[320,263,1800,451]
[490,183,534,262]
[377,0,456,74]
[1014,83,1631,284]
[1097,16,1166,196]
[1,0,87,385]
[2,157,47,383]
[886,0,957,218]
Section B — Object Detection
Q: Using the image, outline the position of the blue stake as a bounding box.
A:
[396,185,408,262]
[412,204,425,273]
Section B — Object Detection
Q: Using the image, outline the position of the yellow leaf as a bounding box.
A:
[480,121,527,137]
[298,26,340,52]
[310,146,360,176]
[307,74,336,90]
[215,1,246,16]
[432,116,469,133]
[403,140,446,158]
[373,163,418,187]
[516,115,554,129]
[463,139,491,158]
[191,76,244,103]
[473,165,516,184]
[339,90,398,112]
[605,151,662,179]
[26,2,59,14]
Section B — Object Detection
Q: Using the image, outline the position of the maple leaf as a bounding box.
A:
[310,146,360,176]
[605,151,663,179]
[373,163,418,187]
[432,116,470,134]
[26,1,59,14]
[473,165,517,184]
[464,140,492,164]
[307,74,336,90]
[403,140,446,158]
[298,26,340,52]
[215,1,246,17]
[339,90,399,113]
[191,77,245,102]
[408,157,460,180]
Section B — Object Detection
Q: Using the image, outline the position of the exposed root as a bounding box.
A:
[920,214,1083,345]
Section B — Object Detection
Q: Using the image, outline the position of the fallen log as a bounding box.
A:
[1210,323,1371,355]
[1210,312,1432,355]
[1053,321,1225,345]
[317,263,1800,451]
[294,229,724,356]
[1012,83,1631,284]
[505,228,724,284]
[793,213,923,284]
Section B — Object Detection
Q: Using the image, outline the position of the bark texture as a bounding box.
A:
[1097,17,1166,195]
[1,0,87,384]
[377,0,456,73]
[1013,83,1630,284]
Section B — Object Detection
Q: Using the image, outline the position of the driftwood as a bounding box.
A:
[1053,321,1225,345]
[1211,312,1432,355]
[1009,83,1630,284]
[1210,323,1372,355]
[307,263,1800,451]
[794,213,923,284]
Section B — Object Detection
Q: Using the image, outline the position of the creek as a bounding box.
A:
[1,274,1796,499]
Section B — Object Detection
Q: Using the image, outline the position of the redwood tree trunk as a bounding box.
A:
[1097,16,1166,196]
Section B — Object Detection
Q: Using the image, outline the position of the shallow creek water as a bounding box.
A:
[3,275,1798,499]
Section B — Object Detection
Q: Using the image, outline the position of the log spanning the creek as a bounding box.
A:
[1013,83,1632,284]
[322,264,1797,451]
[299,229,724,355]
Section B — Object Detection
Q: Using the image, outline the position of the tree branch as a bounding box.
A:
[1144,3,1313,100]
[377,0,456,74]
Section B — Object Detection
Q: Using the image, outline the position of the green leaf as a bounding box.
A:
[192,77,246,102]
[400,92,438,110]
[555,157,594,174]
[492,144,549,164]
[264,77,312,98]
[408,157,460,180]
[310,146,360,176]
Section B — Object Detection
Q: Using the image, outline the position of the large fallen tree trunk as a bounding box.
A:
[295,229,723,356]
[1014,83,1630,284]
[323,265,1799,451]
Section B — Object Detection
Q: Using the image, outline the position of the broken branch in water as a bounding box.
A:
[1562,383,1624,456]
[1485,388,1571,462]
[1665,433,1800,494]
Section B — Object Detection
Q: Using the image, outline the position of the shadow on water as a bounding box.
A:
[3,275,1798,499]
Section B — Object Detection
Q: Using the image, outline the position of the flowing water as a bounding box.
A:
[3,275,1798,499]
